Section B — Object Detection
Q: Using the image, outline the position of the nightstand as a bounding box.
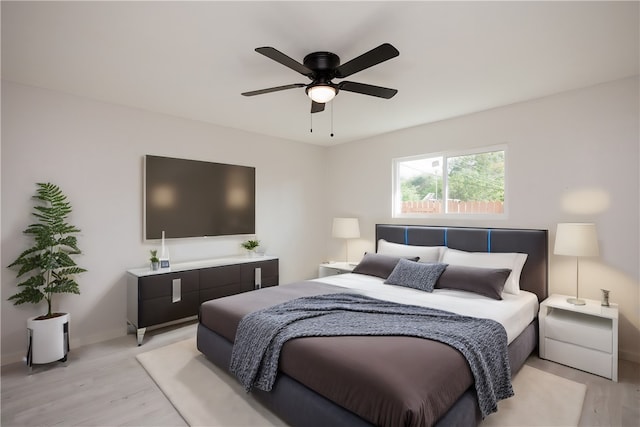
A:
[318,262,356,278]
[539,294,618,381]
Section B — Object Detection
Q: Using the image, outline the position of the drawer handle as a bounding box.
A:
[255,268,262,290]
[172,279,181,303]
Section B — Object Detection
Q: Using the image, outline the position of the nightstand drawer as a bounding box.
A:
[321,267,345,277]
[546,308,612,353]
[545,338,612,379]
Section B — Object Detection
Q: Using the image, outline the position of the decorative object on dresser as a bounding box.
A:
[149,250,160,271]
[127,256,278,345]
[241,239,260,256]
[331,217,360,264]
[7,183,87,369]
[539,294,618,381]
[158,231,170,270]
[554,222,599,305]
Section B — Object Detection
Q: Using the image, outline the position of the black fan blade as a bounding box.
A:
[255,47,314,77]
[311,101,325,113]
[338,81,398,99]
[334,43,399,78]
[242,83,306,97]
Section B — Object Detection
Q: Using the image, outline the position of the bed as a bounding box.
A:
[197,224,548,426]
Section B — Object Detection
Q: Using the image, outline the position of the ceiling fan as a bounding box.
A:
[241,43,399,113]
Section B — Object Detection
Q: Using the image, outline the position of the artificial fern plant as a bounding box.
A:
[8,183,86,319]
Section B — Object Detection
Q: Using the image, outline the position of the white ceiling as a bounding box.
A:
[2,1,638,146]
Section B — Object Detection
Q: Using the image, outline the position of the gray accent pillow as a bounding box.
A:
[384,259,448,292]
[435,265,512,300]
[352,253,419,279]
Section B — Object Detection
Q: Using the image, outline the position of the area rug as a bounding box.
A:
[137,338,586,427]
[483,363,586,426]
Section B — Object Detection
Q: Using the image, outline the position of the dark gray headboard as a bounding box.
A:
[375,224,548,302]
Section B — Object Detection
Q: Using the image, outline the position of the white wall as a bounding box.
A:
[325,77,640,362]
[1,81,328,363]
[3,77,639,365]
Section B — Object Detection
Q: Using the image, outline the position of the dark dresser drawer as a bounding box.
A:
[199,264,243,303]
[199,265,242,290]
[240,259,279,292]
[138,270,199,300]
[139,291,200,328]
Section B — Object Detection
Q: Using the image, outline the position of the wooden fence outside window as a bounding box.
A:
[401,200,504,214]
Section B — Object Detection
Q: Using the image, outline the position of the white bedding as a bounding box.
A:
[312,273,539,344]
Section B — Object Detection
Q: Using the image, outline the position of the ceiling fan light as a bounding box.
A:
[307,85,336,103]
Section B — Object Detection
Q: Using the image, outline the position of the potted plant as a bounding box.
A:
[149,249,160,271]
[241,239,260,256]
[7,183,86,366]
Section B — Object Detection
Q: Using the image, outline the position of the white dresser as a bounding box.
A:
[539,294,618,381]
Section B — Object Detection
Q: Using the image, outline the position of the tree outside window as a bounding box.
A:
[394,147,505,216]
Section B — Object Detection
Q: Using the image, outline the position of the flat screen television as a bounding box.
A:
[144,155,255,239]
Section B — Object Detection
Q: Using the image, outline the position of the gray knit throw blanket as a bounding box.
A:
[230,293,513,418]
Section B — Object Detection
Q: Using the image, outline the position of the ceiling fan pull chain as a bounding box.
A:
[310,112,313,133]
[330,101,334,137]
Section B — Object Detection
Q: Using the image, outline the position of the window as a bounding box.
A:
[393,146,506,217]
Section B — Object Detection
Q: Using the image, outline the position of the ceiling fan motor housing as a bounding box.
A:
[303,52,340,75]
[304,52,340,93]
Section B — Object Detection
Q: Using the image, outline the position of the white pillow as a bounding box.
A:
[440,248,527,295]
[377,239,443,263]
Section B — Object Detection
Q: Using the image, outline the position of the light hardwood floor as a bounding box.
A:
[2,321,639,426]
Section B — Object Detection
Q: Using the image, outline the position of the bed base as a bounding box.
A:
[197,224,547,426]
[197,319,537,427]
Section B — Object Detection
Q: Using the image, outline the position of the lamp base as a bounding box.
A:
[566,297,586,306]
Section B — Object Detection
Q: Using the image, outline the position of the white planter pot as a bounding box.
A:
[27,313,69,365]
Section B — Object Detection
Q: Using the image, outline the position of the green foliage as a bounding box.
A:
[401,180,421,201]
[241,239,260,251]
[401,174,441,201]
[149,249,159,263]
[447,151,504,201]
[400,151,504,202]
[7,183,87,318]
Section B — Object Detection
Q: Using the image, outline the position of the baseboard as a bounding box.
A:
[619,349,640,364]
[1,350,27,366]
[1,327,125,367]
[69,327,125,350]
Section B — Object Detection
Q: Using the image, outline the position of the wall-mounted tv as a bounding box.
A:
[144,155,255,239]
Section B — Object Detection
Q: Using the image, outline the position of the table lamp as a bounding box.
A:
[332,218,360,264]
[554,223,599,305]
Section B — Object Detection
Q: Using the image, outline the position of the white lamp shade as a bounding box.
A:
[332,218,360,239]
[554,223,599,257]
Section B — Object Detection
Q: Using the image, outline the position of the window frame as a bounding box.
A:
[392,144,508,220]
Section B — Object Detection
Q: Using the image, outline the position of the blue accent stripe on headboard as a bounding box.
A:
[444,228,448,247]
[487,229,492,252]
[404,227,409,244]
